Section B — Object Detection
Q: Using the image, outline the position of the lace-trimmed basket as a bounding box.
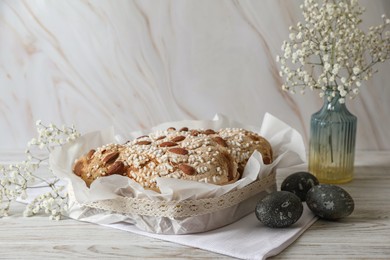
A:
[56,114,305,234]
[67,172,276,234]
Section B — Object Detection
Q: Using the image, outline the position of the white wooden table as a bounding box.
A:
[1,151,389,259]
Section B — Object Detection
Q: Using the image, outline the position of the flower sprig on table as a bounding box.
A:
[276,0,390,103]
[0,121,80,220]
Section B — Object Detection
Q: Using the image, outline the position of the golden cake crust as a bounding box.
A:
[217,128,273,175]
[72,127,272,191]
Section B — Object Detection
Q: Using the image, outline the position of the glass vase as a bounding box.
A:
[308,90,357,184]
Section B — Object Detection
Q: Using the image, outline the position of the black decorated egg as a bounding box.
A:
[306,184,354,220]
[281,171,319,201]
[255,191,303,228]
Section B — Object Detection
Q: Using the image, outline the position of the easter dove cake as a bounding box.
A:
[72,127,273,191]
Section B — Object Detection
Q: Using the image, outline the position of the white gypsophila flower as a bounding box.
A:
[276,0,390,103]
[1,121,79,219]
[353,67,360,75]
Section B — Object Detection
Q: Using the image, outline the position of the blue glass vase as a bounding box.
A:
[308,90,357,184]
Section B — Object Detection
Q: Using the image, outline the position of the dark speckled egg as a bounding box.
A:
[306,184,354,220]
[281,171,319,201]
[255,191,303,228]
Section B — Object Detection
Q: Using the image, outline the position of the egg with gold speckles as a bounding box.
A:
[306,184,354,220]
[255,191,303,228]
[281,171,319,201]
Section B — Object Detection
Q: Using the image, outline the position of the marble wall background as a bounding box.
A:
[0,0,389,152]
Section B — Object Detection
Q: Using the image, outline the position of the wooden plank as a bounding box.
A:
[0,151,389,259]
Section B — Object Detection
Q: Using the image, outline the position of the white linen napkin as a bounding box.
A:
[102,204,317,260]
[21,184,317,260]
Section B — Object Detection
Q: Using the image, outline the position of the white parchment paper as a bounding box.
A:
[49,113,306,234]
